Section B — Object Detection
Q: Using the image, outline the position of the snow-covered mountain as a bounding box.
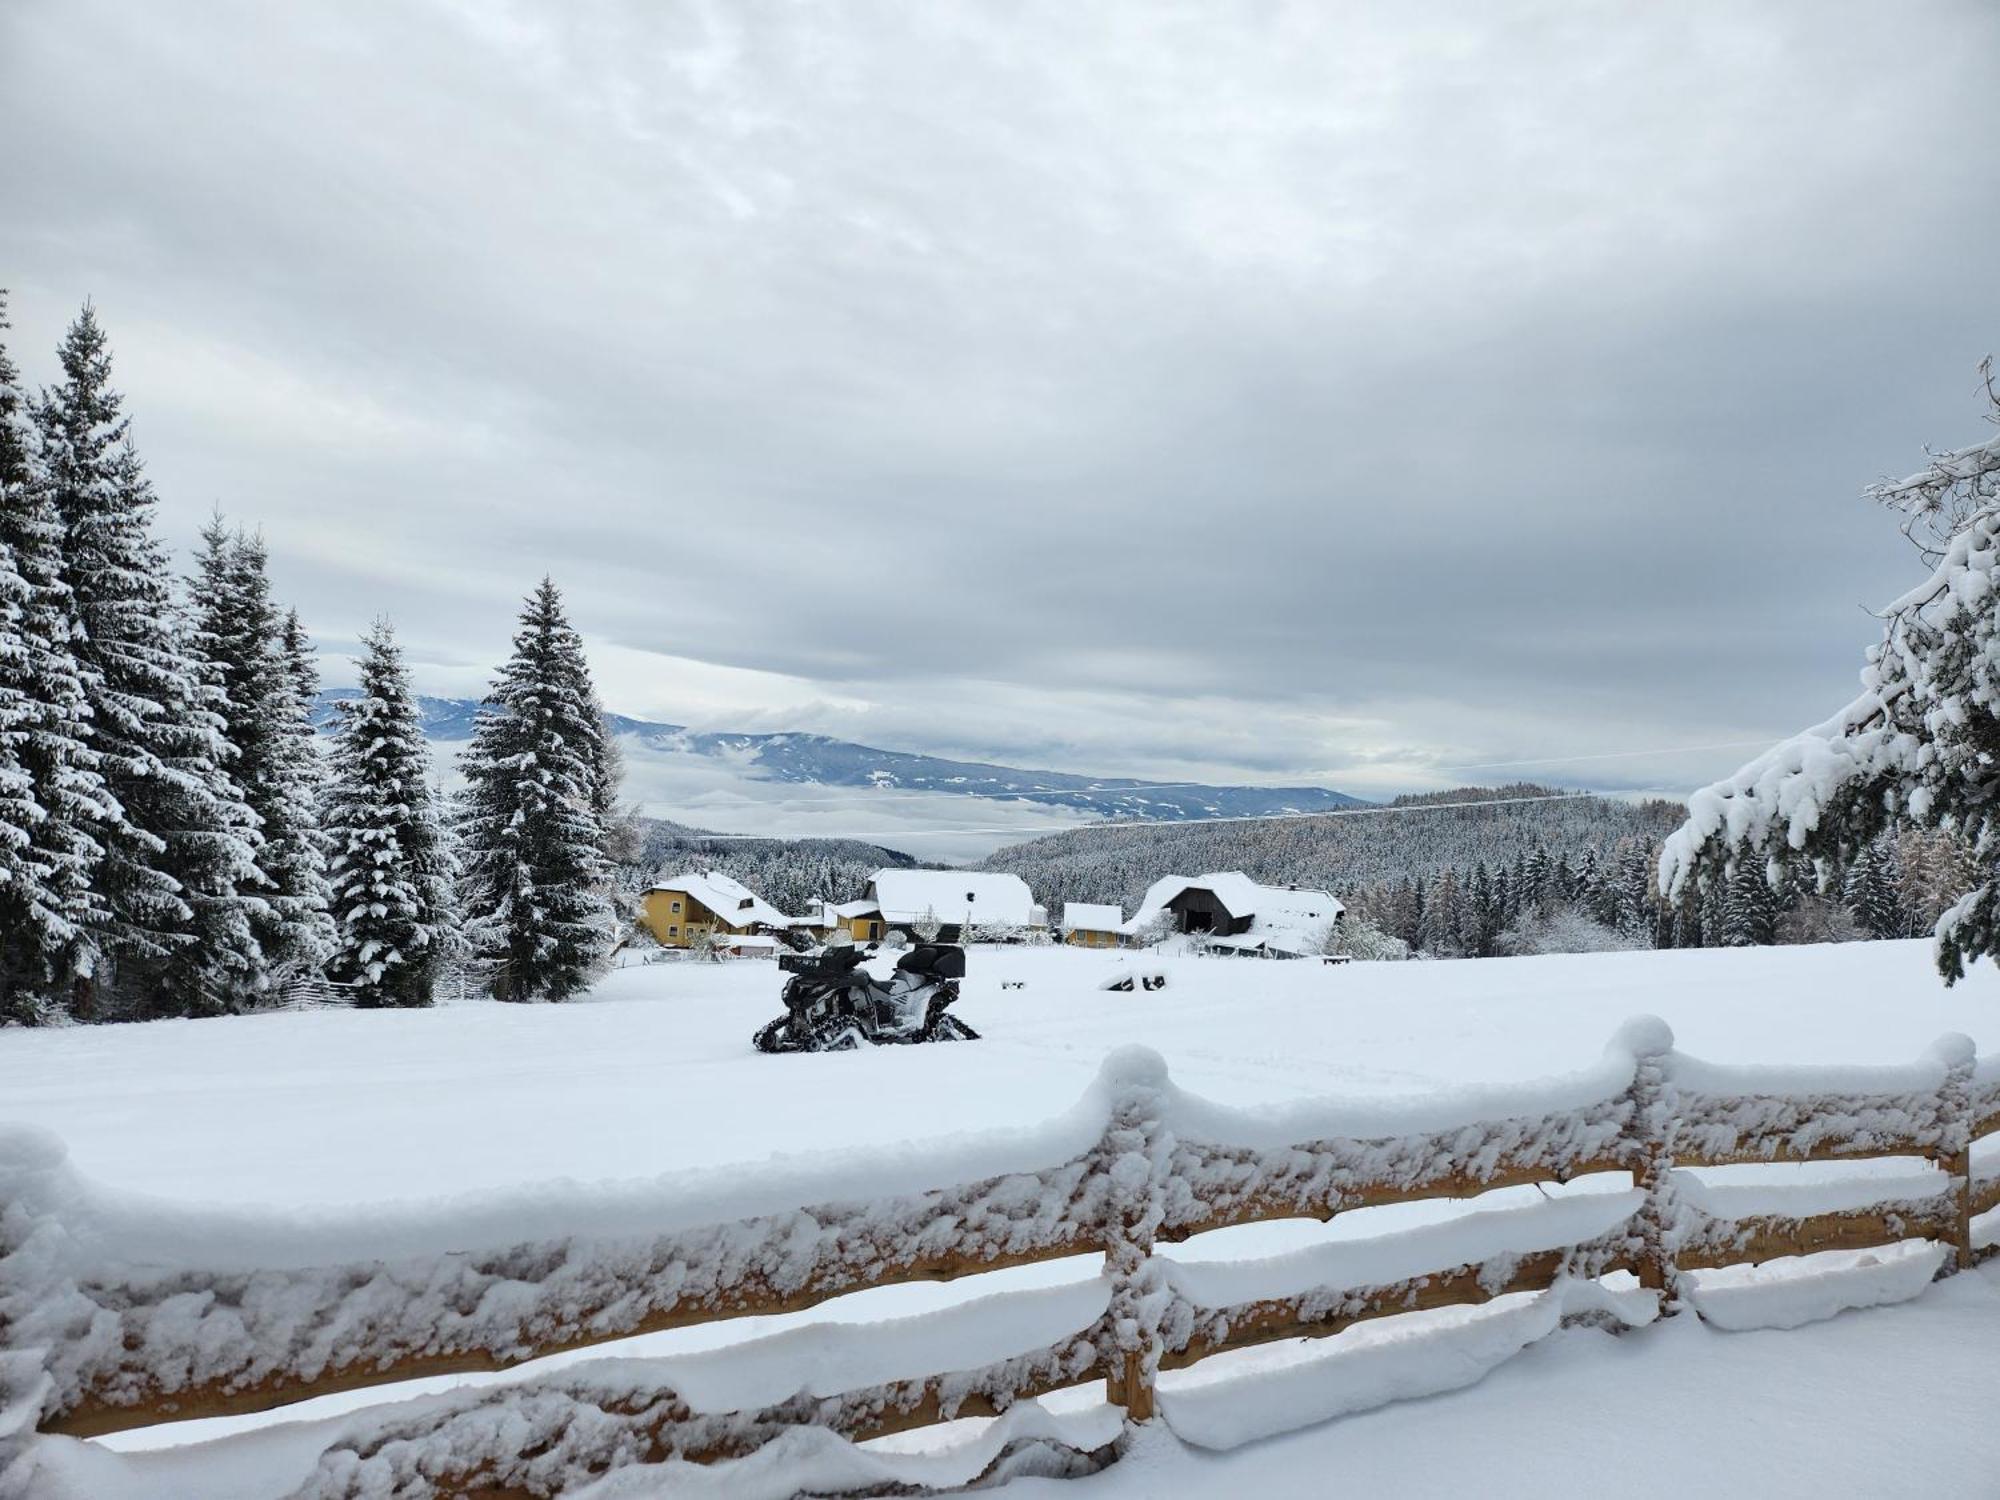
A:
[313,691,1367,858]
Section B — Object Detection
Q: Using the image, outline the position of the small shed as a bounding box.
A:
[1062,902,1126,949]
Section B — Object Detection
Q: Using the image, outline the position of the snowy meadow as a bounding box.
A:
[9,940,2000,1497]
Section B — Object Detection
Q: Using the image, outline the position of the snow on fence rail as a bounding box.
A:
[5,1017,2000,1498]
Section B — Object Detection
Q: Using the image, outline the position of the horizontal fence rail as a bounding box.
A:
[4,1018,1998,1499]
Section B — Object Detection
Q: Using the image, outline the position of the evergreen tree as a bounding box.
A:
[0,293,110,1021]
[1420,867,1462,955]
[188,521,334,980]
[39,306,263,1016]
[1721,861,1779,947]
[1615,842,1655,934]
[1844,836,1905,940]
[1467,863,1494,956]
[456,578,613,1001]
[1521,844,1551,914]
[323,621,453,1007]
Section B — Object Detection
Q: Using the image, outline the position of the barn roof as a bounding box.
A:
[1129,871,1342,955]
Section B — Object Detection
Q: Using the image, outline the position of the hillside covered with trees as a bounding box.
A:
[983,785,1971,958]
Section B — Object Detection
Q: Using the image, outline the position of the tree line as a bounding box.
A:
[0,296,627,1023]
[1341,824,1972,959]
[985,781,1975,960]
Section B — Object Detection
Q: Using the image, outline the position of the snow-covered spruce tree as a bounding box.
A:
[455,579,614,1001]
[0,293,111,1022]
[39,307,265,1017]
[1843,836,1904,940]
[323,621,453,1007]
[188,521,334,981]
[1662,369,2000,981]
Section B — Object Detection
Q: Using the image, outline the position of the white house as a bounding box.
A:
[866,869,1040,942]
[1127,872,1342,959]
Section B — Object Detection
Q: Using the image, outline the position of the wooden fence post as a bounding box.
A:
[1098,1049,1172,1421]
[1931,1034,1977,1273]
[1621,1018,1681,1306]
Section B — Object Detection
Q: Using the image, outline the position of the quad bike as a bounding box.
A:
[753,943,979,1052]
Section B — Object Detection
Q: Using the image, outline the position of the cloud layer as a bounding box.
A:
[5,0,1998,826]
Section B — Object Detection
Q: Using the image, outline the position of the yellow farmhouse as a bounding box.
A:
[641,870,792,949]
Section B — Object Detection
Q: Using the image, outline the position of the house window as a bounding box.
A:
[668,925,679,936]
[670,901,682,913]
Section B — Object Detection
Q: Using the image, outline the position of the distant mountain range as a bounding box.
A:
[312,690,1368,828]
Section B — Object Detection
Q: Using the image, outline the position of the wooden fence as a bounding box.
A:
[6,1019,1997,1499]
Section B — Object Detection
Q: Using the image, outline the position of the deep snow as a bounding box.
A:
[7,938,2000,1496]
[5,939,1996,1209]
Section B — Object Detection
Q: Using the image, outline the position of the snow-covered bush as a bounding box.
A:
[880,929,909,951]
[1775,895,1864,947]
[911,906,941,944]
[1495,906,1641,957]
[1328,915,1410,961]
[1662,374,2000,981]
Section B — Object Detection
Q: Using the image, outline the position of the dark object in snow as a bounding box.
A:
[1100,968,1168,993]
[755,943,977,1052]
[1001,981,1025,990]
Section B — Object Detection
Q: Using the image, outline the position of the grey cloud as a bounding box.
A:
[3,0,1997,819]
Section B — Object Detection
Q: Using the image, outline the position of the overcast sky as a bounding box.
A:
[5,0,1998,808]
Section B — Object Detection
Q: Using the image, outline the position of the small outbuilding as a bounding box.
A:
[1128,871,1342,959]
[1062,902,1126,949]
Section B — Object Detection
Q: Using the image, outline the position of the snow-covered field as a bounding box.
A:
[8,939,2000,1497]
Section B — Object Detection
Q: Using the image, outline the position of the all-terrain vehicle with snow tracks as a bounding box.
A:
[753,943,978,1052]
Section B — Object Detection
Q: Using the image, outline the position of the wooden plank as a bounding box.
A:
[1676,1206,1955,1273]
[1969,1174,2000,1221]
[299,1338,1105,1500]
[44,1237,1101,1438]
[1158,1249,1597,1371]
[1671,1138,1936,1170]
[1156,1157,1630,1244]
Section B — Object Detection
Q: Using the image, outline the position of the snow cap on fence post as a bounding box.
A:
[1926,1032,1976,1071]
[1096,1044,1170,1096]
[1609,1015,1675,1064]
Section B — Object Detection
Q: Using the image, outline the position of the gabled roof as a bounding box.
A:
[651,870,791,930]
[867,868,1038,927]
[1063,902,1125,932]
[1129,871,1342,955]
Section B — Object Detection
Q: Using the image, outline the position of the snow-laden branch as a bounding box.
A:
[1662,485,2000,979]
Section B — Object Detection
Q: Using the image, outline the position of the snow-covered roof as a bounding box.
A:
[1128,871,1342,956]
[651,870,791,930]
[786,897,882,929]
[868,869,1038,928]
[1063,902,1125,932]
